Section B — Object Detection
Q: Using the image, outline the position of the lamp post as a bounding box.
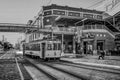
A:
[74,18,87,55]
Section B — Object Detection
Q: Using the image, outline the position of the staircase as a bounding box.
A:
[105,21,119,32]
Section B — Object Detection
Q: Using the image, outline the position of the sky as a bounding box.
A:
[0,0,102,45]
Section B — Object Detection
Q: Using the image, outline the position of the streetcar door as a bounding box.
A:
[41,43,46,58]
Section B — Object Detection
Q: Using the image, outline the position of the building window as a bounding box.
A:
[96,25,102,29]
[92,25,95,29]
[83,13,93,19]
[68,12,80,17]
[53,10,65,15]
[97,15,103,20]
[35,33,37,39]
[96,34,99,37]
[104,34,106,37]
[32,34,34,41]
[100,34,102,37]
[38,33,40,37]
[83,25,87,30]
[44,11,52,16]
[87,25,91,29]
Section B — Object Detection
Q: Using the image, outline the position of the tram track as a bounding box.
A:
[25,58,60,80]
[25,56,120,80]
[26,57,88,80]
[41,62,90,80]
[43,61,120,80]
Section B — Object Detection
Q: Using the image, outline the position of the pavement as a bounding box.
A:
[60,55,120,70]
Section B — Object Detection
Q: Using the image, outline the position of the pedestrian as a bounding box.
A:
[98,50,105,60]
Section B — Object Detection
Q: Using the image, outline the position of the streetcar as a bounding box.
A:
[24,39,61,60]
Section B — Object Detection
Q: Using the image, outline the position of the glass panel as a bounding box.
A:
[97,25,102,29]
[84,25,87,30]
[58,43,61,50]
[53,43,57,50]
[83,14,93,18]
[87,25,91,29]
[25,44,40,51]
[53,10,65,15]
[68,12,80,17]
[47,43,52,50]
[97,15,103,20]
[91,25,95,29]
[44,11,52,16]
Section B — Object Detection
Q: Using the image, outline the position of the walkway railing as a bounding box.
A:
[0,23,27,27]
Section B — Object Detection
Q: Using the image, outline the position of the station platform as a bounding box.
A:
[60,55,120,70]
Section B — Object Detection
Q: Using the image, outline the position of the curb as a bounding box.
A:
[60,59,120,70]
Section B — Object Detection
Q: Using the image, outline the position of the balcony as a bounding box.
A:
[40,24,115,38]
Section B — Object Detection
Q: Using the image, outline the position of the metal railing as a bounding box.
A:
[52,27,76,33]
[0,23,27,27]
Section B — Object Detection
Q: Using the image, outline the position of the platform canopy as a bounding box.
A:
[105,11,120,25]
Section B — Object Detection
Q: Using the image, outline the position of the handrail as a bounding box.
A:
[52,27,76,32]
[0,23,27,26]
[105,20,119,32]
[104,25,115,35]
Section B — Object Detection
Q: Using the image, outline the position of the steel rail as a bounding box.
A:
[25,58,58,80]
[40,62,90,80]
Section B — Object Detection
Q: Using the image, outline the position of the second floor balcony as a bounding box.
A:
[51,24,112,34]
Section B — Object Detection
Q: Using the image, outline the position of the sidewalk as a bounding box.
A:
[61,55,120,70]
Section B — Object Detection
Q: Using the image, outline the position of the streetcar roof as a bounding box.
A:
[25,38,61,44]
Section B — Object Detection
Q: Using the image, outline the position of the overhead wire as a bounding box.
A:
[87,0,105,9]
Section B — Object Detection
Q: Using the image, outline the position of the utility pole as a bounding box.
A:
[2,35,5,51]
[2,35,5,42]
[74,18,87,55]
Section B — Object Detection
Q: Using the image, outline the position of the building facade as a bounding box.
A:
[26,4,119,55]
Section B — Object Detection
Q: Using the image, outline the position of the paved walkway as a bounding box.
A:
[61,55,120,70]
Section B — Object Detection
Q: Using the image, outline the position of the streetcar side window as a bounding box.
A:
[35,44,40,51]
[53,43,57,50]
[31,44,35,50]
[39,44,41,50]
[26,43,40,51]
[47,43,52,50]
[25,44,29,50]
[58,43,61,50]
